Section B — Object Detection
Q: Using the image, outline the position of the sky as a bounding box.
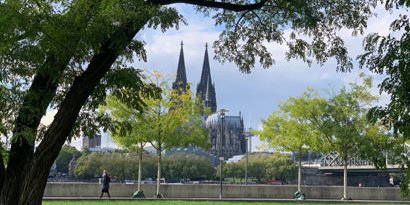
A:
[127,4,399,150]
[43,3,403,151]
[132,4,397,128]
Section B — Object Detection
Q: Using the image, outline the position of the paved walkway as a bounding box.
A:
[43,197,410,203]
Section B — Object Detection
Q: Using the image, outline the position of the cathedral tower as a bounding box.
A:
[196,43,217,113]
[172,41,188,93]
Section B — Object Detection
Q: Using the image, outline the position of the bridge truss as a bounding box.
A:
[319,143,410,168]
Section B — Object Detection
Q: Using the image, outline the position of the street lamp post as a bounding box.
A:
[219,156,224,199]
[244,128,252,185]
[218,109,228,199]
[245,135,248,185]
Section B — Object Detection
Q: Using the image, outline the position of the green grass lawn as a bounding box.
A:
[41,200,398,205]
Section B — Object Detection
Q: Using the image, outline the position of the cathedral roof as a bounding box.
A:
[205,113,243,129]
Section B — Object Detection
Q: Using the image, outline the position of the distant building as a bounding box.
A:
[82,134,101,149]
[171,42,246,163]
[205,113,246,160]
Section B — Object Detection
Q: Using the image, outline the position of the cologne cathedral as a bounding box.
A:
[171,42,246,162]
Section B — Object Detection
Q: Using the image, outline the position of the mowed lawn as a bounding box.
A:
[41,200,397,205]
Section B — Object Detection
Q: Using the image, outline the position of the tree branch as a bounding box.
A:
[147,0,267,12]
[234,10,251,32]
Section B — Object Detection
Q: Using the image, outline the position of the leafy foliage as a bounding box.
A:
[358,1,410,195]
[100,72,208,195]
[259,75,396,197]
[162,153,215,181]
[0,0,181,143]
[74,152,214,181]
[257,88,325,191]
[310,76,393,198]
[75,151,139,180]
[205,0,380,72]
[318,77,378,161]
[359,14,410,137]
[223,153,295,183]
[55,145,81,174]
[258,89,325,154]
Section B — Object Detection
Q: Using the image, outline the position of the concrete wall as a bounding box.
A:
[44,183,403,200]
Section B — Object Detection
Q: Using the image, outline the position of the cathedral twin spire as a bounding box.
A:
[196,43,217,113]
[172,42,217,113]
[172,41,188,93]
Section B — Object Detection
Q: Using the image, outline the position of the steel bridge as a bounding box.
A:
[317,143,410,172]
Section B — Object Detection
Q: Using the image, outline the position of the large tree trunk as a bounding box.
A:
[0,1,102,201]
[0,19,149,204]
[156,147,162,197]
[342,154,349,200]
[0,154,4,195]
[297,150,302,192]
[343,162,348,200]
[0,55,69,204]
[138,143,143,192]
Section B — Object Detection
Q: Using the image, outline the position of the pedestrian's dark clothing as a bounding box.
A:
[100,173,111,198]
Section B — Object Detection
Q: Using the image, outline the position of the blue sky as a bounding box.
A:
[126,4,403,150]
[132,5,397,128]
[44,4,404,151]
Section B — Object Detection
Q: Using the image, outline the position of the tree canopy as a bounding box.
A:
[359,4,409,139]
[311,76,392,199]
[258,89,325,192]
[357,0,410,195]
[259,75,397,199]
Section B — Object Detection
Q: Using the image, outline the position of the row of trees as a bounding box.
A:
[73,152,215,181]
[258,75,403,199]
[55,146,296,185]
[222,154,295,184]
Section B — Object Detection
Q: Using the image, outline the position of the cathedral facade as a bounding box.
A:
[172,42,246,161]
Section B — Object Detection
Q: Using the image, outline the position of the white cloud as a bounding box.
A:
[135,7,395,125]
[129,4,402,151]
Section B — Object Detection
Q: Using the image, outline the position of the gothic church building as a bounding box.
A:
[172,42,246,161]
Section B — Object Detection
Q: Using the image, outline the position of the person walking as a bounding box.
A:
[100,170,111,198]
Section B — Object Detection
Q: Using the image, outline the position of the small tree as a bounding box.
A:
[319,76,377,199]
[101,94,150,197]
[104,72,208,197]
[258,89,324,194]
[148,78,208,197]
